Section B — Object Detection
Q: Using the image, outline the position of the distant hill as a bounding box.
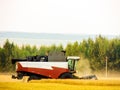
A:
[0,32,118,47]
[0,32,116,40]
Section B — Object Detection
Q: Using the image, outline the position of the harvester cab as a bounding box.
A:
[67,56,79,72]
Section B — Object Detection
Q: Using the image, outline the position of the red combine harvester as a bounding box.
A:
[12,51,97,81]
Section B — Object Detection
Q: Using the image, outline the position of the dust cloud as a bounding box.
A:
[75,57,120,79]
[76,57,92,76]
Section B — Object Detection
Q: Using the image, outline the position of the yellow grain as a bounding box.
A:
[0,80,120,90]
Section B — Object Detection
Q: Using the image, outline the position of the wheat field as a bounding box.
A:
[0,74,120,90]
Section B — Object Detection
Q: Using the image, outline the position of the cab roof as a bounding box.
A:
[67,56,80,60]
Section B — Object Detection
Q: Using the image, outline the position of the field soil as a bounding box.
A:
[0,73,22,82]
[0,73,120,90]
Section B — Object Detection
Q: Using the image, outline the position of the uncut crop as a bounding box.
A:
[0,79,120,90]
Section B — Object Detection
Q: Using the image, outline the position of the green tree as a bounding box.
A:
[65,42,73,56]
[55,44,63,51]
[79,40,88,57]
[39,45,49,55]
[90,36,109,70]
[0,48,6,72]
[72,41,80,56]
[31,45,38,56]
[107,38,120,71]
[3,39,15,71]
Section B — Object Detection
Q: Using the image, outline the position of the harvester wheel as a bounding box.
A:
[28,75,41,81]
[59,73,73,79]
[17,72,23,79]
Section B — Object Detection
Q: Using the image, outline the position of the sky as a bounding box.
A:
[0,0,120,35]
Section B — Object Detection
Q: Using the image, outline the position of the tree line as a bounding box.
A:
[0,35,120,72]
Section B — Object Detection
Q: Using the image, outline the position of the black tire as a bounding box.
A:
[17,72,23,79]
[59,73,73,79]
[28,75,41,81]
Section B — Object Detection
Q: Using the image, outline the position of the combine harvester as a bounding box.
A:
[12,51,97,81]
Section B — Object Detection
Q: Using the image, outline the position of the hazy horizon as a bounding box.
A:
[0,32,119,48]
